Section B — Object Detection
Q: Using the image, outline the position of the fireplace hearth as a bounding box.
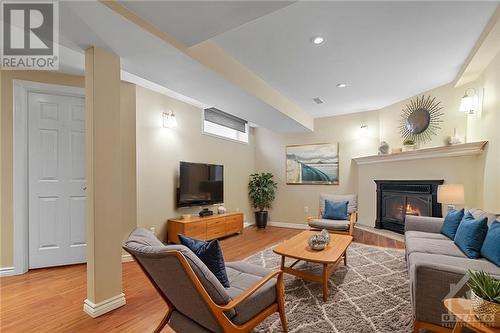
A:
[375,180,444,234]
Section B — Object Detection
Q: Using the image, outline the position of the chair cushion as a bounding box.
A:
[405,237,466,258]
[320,193,357,214]
[323,200,348,220]
[481,221,500,266]
[179,235,230,288]
[440,208,465,240]
[405,230,450,240]
[309,218,349,231]
[454,212,488,259]
[225,261,277,325]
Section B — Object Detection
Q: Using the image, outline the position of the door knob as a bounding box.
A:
[83,186,87,191]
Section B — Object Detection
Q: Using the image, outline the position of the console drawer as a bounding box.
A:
[184,222,207,240]
[226,217,243,234]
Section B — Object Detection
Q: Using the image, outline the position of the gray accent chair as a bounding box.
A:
[405,209,500,332]
[123,228,287,333]
[307,193,358,235]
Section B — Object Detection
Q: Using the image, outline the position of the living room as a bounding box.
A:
[1,1,499,333]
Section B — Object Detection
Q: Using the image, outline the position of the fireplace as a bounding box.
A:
[375,180,444,234]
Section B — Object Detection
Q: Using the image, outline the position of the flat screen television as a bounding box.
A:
[177,161,224,207]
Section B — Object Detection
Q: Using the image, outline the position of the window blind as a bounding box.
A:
[204,108,247,133]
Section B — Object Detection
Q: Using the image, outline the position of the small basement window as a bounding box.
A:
[203,108,249,144]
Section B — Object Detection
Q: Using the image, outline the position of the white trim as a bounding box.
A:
[267,221,309,230]
[121,254,134,263]
[243,221,254,228]
[0,267,15,277]
[12,80,85,276]
[83,293,126,318]
[352,141,487,165]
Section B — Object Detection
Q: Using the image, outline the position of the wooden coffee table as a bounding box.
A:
[273,230,353,302]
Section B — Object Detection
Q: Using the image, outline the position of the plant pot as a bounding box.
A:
[255,211,268,228]
[471,290,500,327]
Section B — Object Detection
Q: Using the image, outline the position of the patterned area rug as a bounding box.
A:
[244,242,413,333]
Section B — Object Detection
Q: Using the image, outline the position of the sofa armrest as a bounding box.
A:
[405,215,444,233]
[409,256,473,327]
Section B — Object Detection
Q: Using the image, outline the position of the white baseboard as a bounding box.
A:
[0,267,15,277]
[83,293,126,318]
[244,221,309,229]
[267,221,309,230]
[121,254,134,263]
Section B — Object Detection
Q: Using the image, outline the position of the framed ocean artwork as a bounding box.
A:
[286,143,339,185]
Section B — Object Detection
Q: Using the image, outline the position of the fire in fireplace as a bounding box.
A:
[375,180,444,234]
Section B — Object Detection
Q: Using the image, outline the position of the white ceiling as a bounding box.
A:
[55,1,498,132]
[213,1,497,117]
[57,1,311,133]
[119,1,294,46]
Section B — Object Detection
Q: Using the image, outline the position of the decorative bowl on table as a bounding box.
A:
[308,229,330,251]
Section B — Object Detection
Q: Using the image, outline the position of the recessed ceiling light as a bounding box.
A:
[336,83,348,88]
[311,36,325,45]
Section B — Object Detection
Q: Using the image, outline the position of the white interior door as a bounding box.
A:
[28,92,86,269]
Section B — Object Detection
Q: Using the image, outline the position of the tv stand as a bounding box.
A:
[167,212,243,244]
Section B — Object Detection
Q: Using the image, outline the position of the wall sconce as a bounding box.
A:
[162,110,178,128]
[459,88,478,115]
[359,123,368,137]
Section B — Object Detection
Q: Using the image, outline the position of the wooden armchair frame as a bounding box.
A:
[125,249,288,333]
[307,211,358,236]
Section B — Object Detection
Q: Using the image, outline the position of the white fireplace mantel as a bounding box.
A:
[353,141,488,165]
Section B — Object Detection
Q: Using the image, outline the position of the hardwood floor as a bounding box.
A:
[0,226,301,333]
[0,225,401,333]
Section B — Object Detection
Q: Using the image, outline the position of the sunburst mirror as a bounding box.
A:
[399,95,443,144]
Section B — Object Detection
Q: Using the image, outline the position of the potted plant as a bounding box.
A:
[248,173,277,228]
[402,138,417,151]
[467,270,500,327]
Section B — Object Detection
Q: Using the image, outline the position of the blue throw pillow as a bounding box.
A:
[454,212,488,259]
[440,208,465,239]
[178,234,230,288]
[323,200,348,220]
[481,221,500,266]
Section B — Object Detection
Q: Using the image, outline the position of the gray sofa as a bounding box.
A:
[405,208,500,330]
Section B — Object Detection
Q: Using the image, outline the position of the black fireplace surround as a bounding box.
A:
[375,180,444,234]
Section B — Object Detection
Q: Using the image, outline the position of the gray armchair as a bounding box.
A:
[123,228,287,333]
[307,193,358,235]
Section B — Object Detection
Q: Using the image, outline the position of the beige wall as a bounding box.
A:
[0,70,84,268]
[255,111,380,224]
[255,53,500,226]
[466,52,500,213]
[120,82,137,242]
[135,86,255,240]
